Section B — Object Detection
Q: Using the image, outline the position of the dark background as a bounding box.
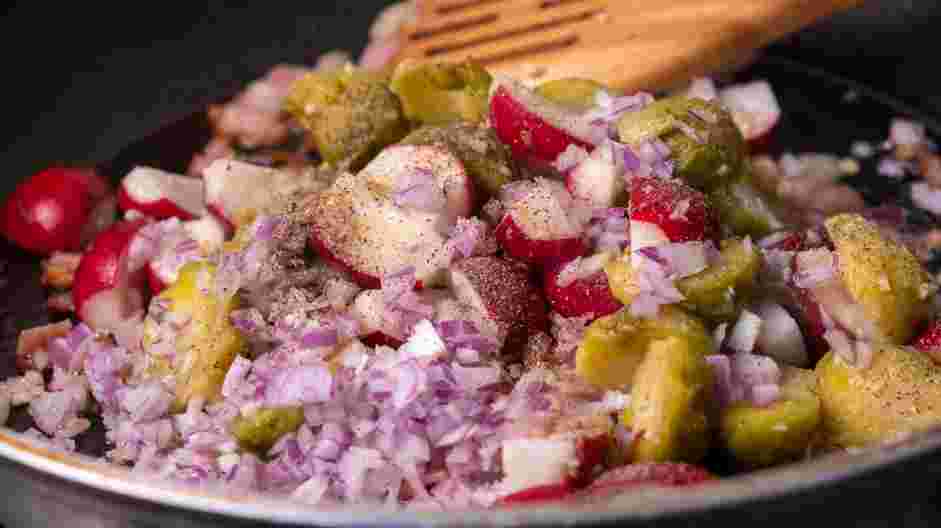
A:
[0,0,939,191]
[0,1,940,526]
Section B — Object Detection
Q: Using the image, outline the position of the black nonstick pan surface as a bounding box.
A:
[2,1,941,526]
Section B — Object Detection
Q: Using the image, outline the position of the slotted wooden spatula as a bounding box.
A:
[397,0,862,92]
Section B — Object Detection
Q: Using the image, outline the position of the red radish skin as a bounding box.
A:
[146,264,169,295]
[498,432,612,505]
[495,214,587,265]
[719,80,781,147]
[73,219,150,330]
[630,177,713,247]
[206,204,235,234]
[913,321,941,365]
[448,256,549,354]
[543,261,622,319]
[789,281,830,359]
[762,231,804,251]
[1,167,105,255]
[117,166,206,221]
[308,229,382,290]
[306,171,448,288]
[489,83,594,169]
[361,332,405,349]
[580,463,714,498]
[498,483,574,505]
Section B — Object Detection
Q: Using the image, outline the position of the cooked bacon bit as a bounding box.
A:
[47,292,75,313]
[41,252,82,289]
[208,64,312,150]
[919,151,941,189]
[16,320,72,371]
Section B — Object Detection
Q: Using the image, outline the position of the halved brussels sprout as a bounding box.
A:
[817,344,941,448]
[390,60,492,125]
[231,406,306,452]
[720,366,821,468]
[617,96,746,190]
[824,213,934,344]
[624,336,712,463]
[285,65,408,169]
[536,78,610,109]
[143,261,247,411]
[576,305,713,390]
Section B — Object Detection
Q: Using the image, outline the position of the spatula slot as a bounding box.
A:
[408,13,500,41]
[472,34,579,65]
[539,0,589,8]
[423,7,601,56]
[435,0,504,15]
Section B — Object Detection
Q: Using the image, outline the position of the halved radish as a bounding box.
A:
[543,253,622,319]
[498,430,611,502]
[719,80,781,147]
[141,218,214,294]
[503,462,714,505]
[117,166,206,220]
[360,144,475,224]
[203,158,325,232]
[308,172,454,289]
[73,219,150,332]
[629,176,712,252]
[448,256,548,353]
[574,463,714,502]
[495,179,588,264]
[489,75,602,168]
[566,144,627,207]
[1,167,108,255]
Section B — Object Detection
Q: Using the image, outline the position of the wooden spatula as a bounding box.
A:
[396,0,862,92]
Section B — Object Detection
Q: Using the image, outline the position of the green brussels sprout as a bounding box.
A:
[390,60,492,125]
[817,345,941,448]
[720,366,821,468]
[576,305,713,390]
[623,336,713,463]
[284,65,408,170]
[231,407,306,452]
[617,96,746,190]
[536,77,610,109]
[676,237,762,322]
[825,213,934,345]
[708,180,783,239]
[143,262,247,411]
[605,238,761,323]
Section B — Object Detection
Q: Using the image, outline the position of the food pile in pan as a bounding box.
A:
[3,1,941,510]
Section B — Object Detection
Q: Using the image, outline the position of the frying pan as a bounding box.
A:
[2,1,941,526]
